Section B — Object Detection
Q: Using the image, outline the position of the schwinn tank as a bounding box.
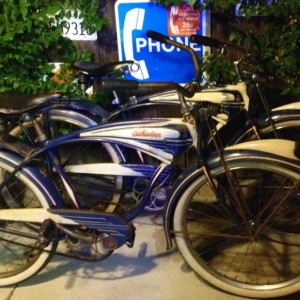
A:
[80,118,196,161]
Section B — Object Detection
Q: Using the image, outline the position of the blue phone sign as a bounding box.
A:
[115,0,210,83]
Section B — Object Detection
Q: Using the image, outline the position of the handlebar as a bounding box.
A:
[209,12,261,56]
[191,33,269,82]
[191,34,246,54]
[146,30,202,83]
[100,30,202,99]
[100,80,198,98]
[100,79,139,91]
[191,35,221,48]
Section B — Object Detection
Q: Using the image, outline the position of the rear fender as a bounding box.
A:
[0,133,34,157]
[47,97,108,122]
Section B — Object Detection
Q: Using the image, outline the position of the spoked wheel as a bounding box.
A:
[0,160,58,286]
[9,109,124,213]
[173,161,300,298]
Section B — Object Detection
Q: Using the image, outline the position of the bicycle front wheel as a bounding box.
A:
[10,109,123,213]
[173,160,300,298]
[0,157,57,286]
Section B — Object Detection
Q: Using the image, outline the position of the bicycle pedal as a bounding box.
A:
[37,219,56,247]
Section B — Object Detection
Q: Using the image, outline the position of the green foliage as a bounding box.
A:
[153,0,188,6]
[153,0,300,94]
[0,0,107,94]
[153,0,237,10]
[202,52,236,84]
[254,19,300,94]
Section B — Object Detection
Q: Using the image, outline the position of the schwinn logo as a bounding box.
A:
[132,129,161,138]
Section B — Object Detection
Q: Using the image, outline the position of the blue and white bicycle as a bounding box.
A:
[1,31,300,299]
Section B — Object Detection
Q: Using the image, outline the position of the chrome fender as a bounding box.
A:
[263,106,300,125]
[164,139,300,249]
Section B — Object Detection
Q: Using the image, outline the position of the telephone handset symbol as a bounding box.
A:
[169,6,179,35]
[123,8,149,80]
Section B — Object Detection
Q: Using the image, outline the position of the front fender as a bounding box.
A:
[260,107,300,127]
[0,149,63,207]
[164,139,300,249]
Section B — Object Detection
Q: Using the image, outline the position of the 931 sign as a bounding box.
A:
[61,11,97,41]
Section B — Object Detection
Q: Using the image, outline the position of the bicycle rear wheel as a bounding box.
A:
[173,160,300,298]
[0,157,57,286]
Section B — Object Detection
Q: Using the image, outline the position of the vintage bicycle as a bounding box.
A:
[0,30,300,299]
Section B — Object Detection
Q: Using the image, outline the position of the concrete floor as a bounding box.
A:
[1,213,300,300]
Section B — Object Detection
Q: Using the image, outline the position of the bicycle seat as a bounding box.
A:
[0,92,62,115]
[73,61,133,76]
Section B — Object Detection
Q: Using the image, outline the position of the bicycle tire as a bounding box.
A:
[173,159,300,298]
[0,155,58,286]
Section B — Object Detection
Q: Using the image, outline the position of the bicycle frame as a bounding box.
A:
[1,114,300,229]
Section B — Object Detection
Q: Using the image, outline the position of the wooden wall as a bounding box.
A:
[74,1,119,64]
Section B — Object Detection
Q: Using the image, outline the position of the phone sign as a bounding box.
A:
[115,0,210,83]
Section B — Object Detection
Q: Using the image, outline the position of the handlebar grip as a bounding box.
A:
[146,30,171,44]
[192,34,246,54]
[186,81,201,95]
[100,79,138,90]
[190,35,220,48]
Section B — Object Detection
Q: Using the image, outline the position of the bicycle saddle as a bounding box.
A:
[73,61,133,76]
[0,92,62,115]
